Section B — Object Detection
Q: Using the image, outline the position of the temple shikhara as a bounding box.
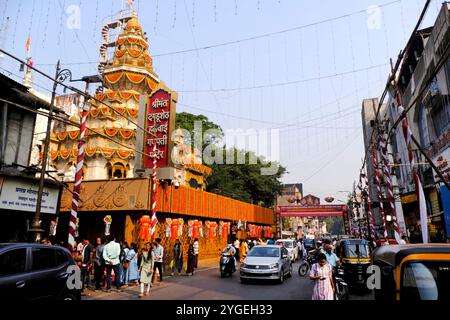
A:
[44,9,274,263]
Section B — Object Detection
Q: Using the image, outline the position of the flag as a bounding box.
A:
[28,57,33,68]
[415,174,429,243]
[25,36,30,53]
[128,0,133,8]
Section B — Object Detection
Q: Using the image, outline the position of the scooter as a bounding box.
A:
[334,266,349,300]
[219,250,236,278]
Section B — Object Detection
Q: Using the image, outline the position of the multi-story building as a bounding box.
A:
[361,98,407,239]
[385,3,450,242]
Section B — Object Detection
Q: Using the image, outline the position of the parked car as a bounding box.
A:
[275,239,299,261]
[240,245,292,284]
[0,243,81,300]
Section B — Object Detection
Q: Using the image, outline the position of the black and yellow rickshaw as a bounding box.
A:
[335,239,371,288]
[372,244,450,300]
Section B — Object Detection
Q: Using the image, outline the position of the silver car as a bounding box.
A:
[240,245,292,283]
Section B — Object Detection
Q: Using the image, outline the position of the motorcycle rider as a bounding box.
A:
[224,242,237,269]
[322,244,341,268]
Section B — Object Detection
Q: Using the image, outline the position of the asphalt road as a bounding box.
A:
[85,261,373,300]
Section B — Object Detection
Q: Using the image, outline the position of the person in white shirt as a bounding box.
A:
[193,238,199,270]
[102,235,122,292]
[151,238,164,284]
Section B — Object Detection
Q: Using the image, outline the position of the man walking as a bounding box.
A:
[193,238,199,271]
[80,239,94,295]
[151,238,164,284]
[93,237,105,291]
[102,235,122,293]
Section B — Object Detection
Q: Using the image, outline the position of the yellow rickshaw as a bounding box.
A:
[372,244,450,300]
[335,239,371,289]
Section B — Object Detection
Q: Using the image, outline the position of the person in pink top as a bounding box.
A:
[309,253,334,300]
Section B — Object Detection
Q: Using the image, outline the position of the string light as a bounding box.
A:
[172,0,177,28]
[93,0,99,43]
[192,0,196,28]
[11,1,22,49]
[42,1,51,48]
[154,0,159,34]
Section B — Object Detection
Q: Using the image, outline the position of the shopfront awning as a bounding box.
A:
[400,193,417,205]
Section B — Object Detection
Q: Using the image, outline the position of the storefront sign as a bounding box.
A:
[145,89,173,168]
[0,177,59,214]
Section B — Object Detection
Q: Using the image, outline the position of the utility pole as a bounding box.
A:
[29,61,62,242]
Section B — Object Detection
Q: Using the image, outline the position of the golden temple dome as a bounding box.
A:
[125,11,142,33]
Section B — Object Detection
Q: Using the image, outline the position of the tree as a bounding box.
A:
[175,113,286,208]
[175,112,223,149]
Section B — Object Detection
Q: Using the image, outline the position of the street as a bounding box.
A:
[85,260,373,300]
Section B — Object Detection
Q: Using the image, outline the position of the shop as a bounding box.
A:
[57,177,274,267]
[0,175,62,242]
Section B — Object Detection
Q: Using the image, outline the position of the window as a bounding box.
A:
[0,248,27,277]
[107,162,127,179]
[31,248,58,271]
[430,99,450,139]
[402,261,450,300]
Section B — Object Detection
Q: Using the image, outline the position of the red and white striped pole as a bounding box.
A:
[363,171,376,243]
[379,132,403,243]
[68,109,88,254]
[394,82,428,243]
[372,140,388,240]
[150,140,158,241]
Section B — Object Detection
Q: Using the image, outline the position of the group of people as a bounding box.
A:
[71,236,203,298]
[72,235,166,298]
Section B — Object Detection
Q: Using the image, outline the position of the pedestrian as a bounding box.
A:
[309,253,334,300]
[93,237,105,292]
[151,238,164,284]
[138,242,154,298]
[193,238,199,270]
[119,241,129,286]
[171,239,183,276]
[80,239,94,294]
[297,239,303,259]
[125,243,139,286]
[102,235,122,293]
[233,239,240,262]
[186,241,196,276]
[239,239,248,262]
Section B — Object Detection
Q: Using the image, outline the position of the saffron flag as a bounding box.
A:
[25,36,30,53]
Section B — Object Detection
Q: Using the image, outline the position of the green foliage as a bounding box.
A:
[175,112,286,208]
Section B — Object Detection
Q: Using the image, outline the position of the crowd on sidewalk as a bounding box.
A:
[59,235,204,298]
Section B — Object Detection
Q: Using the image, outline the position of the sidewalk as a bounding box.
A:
[83,257,219,300]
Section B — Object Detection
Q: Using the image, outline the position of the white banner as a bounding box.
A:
[0,177,60,214]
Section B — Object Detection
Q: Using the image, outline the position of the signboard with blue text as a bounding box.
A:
[0,177,59,214]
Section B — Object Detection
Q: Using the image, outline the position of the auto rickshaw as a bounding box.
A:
[372,244,450,300]
[335,239,371,289]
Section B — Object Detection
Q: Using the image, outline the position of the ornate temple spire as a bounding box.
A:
[102,10,159,95]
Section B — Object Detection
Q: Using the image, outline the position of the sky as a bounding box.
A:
[0,0,443,202]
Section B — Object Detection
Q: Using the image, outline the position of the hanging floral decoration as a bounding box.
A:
[104,215,112,236]
[165,218,172,238]
[178,219,184,237]
[49,218,58,236]
[138,215,151,241]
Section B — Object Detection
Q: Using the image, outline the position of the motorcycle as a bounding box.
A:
[334,266,349,300]
[298,251,318,277]
[219,249,236,278]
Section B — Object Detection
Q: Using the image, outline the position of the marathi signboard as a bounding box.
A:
[144,89,174,168]
[0,177,60,214]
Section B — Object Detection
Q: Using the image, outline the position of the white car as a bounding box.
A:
[275,239,299,261]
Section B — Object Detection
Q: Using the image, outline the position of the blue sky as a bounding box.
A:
[0,0,443,201]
